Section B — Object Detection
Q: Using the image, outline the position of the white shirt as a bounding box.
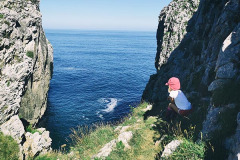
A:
[169,90,191,110]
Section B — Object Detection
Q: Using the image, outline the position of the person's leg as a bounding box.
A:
[168,103,179,114]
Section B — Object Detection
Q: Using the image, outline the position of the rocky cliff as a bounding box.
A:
[143,0,240,159]
[0,0,53,158]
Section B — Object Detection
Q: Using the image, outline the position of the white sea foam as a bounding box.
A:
[62,67,88,71]
[98,98,118,112]
[96,111,104,120]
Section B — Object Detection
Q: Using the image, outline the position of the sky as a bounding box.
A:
[40,0,172,31]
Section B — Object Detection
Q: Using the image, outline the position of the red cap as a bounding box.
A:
[165,77,181,90]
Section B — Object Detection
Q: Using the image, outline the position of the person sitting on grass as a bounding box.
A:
[165,77,192,120]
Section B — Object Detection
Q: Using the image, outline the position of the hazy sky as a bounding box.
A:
[40,0,172,31]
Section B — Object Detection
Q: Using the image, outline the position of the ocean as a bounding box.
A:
[41,30,156,149]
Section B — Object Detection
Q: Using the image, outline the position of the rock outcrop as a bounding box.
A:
[23,128,52,158]
[0,0,53,125]
[142,0,240,158]
[161,140,183,158]
[0,0,53,158]
[155,0,199,70]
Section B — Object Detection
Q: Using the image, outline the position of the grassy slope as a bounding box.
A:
[36,102,205,160]
[0,132,19,160]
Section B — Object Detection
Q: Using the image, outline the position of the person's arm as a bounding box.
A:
[168,96,175,103]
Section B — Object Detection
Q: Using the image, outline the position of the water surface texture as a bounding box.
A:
[42,30,156,148]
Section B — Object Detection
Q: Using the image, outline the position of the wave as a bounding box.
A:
[61,67,88,71]
[98,98,118,113]
[96,111,104,120]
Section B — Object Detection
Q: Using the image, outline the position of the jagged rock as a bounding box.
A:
[208,79,230,92]
[201,104,236,140]
[142,0,240,158]
[201,105,225,140]
[93,131,133,159]
[0,0,53,158]
[161,140,183,158]
[0,0,53,126]
[114,126,130,133]
[155,0,199,70]
[93,140,116,159]
[0,115,24,144]
[119,126,130,133]
[226,112,240,160]
[23,130,52,158]
[143,0,240,104]
[117,131,133,149]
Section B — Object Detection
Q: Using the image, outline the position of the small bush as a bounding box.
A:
[0,14,4,19]
[26,51,34,58]
[0,132,19,160]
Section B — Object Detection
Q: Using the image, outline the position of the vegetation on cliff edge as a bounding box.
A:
[0,132,19,160]
[36,102,205,160]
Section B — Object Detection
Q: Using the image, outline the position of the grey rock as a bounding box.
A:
[0,115,25,144]
[93,131,133,159]
[93,140,116,159]
[208,79,230,92]
[161,140,183,158]
[216,63,237,79]
[201,105,225,140]
[117,131,133,149]
[155,0,199,70]
[0,0,53,126]
[23,130,52,158]
[0,0,53,158]
[227,112,240,160]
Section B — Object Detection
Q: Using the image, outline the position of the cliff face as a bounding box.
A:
[143,0,240,158]
[0,0,53,125]
[0,0,53,158]
[155,0,199,70]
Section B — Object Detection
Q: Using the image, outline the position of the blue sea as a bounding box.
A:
[41,30,156,149]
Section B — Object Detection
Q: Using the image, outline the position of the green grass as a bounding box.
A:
[35,102,206,160]
[167,139,205,160]
[0,14,4,19]
[0,132,19,160]
[26,51,34,58]
[26,125,40,134]
[70,124,116,159]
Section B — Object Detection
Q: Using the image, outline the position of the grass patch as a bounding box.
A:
[26,125,40,134]
[69,124,116,159]
[0,132,19,160]
[167,139,205,160]
[26,51,34,58]
[0,14,4,19]
[107,102,161,160]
